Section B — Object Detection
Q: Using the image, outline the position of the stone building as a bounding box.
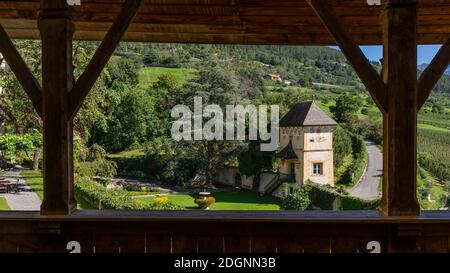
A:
[214,101,337,196]
[276,101,337,187]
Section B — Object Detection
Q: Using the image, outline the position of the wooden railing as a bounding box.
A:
[0,210,449,253]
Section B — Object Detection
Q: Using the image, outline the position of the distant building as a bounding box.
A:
[276,101,337,188]
[214,101,338,196]
[265,74,282,82]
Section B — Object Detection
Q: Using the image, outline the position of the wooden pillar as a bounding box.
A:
[381,0,420,216]
[38,1,76,215]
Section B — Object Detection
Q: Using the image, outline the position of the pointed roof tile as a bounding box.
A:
[279,101,337,127]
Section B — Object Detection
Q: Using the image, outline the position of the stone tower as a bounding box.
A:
[276,101,337,186]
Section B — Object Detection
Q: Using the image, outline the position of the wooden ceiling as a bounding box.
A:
[0,0,450,45]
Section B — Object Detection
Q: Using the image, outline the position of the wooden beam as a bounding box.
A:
[68,0,144,119]
[39,1,76,215]
[0,24,42,117]
[306,0,388,113]
[380,1,420,216]
[417,37,450,109]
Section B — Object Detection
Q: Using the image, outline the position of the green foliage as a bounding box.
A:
[418,127,450,182]
[302,183,337,210]
[0,130,42,163]
[74,176,140,210]
[299,182,379,210]
[104,57,139,90]
[339,195,379,210]
[76,144,117,178]
[238,141,275,190]
[332,126,352,169]
[330,93,360,124]
[281,187,311,210]
[335,132,368,187]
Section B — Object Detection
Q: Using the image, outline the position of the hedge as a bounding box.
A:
[75,177,185,210]
[337,133,368,187]
[302,182,379,210]
[74,177,141,210]
[339,195,379,210]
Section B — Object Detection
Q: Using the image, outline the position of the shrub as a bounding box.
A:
[194,196,216,209]
[339,195,379,210]
[145,202,184,210]
[154,196,169,206]
[303,183,336,210]
[281,187,311,210]
[74,176,140,210]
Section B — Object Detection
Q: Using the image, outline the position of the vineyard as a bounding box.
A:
[417,111,450,184]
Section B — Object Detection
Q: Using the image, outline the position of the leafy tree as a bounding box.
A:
[238,141,275,190]
[432,102,445,114]
[332,126,352,168]
[0,130,42,169]
[330,93,360,124]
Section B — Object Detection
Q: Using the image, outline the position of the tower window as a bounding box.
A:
[313,163,323,175]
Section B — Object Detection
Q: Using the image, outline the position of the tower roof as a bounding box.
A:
[279,101,337,127]
[275,141,298,159]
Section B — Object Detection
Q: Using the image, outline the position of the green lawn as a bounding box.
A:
[418,123,450,133]
[108,149,145,159]
[136,191,281,210]
[21,170,44,200]
[21,170,93,210]
[138,67,196,89]
[0,197,10,210]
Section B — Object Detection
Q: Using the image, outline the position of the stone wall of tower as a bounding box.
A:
[302,126,334,186]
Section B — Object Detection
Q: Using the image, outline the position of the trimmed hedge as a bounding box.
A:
[302,182,380,210]
[337,133,368,187]
[339,195,379,210]
[75,177,141,210]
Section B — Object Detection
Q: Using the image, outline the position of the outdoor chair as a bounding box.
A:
[0,180,8,193]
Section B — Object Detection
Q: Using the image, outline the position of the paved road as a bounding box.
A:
[0,170,41,211]
[348,141,382,200]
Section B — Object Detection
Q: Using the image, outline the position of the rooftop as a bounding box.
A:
[279,101,337,127]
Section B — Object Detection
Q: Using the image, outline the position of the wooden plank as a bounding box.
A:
[146,234,172,253]
[417,37,450,109]
[197,236,224,253]
[224,235,251,253]
[0,23,42,116]
[68,0,144,118]
[307,0,387,112]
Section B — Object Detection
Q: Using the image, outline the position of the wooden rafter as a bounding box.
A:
[68,0,144,119]
[306,0,387,113]
[417,37,450,109]
[0,24,42,117]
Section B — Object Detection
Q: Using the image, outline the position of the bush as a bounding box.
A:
[290,182,379,211]
[154,196,169,206]
[303,183,336,210]
[281,187,311,210]
[339,195,379,210]
[145,202,184,210]
[74,177,140,210]
[194,196,216,209]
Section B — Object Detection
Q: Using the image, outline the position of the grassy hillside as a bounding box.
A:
[138,67,197,88]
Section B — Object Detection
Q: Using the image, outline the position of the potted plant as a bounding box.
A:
[194,196,216,210]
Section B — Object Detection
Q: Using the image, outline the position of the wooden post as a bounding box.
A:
[380,0,420,216]
[38,1,76,215]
